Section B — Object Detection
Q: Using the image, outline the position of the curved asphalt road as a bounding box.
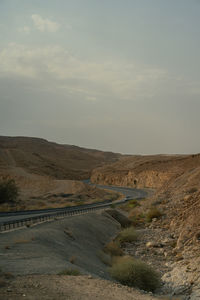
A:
[0,184,148,224]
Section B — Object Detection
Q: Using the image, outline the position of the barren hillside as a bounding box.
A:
[0,136,121,180]
[0,136,120,211]
[91,154,200,188]
[92,154,200,298]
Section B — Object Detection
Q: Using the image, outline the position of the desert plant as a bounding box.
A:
[0,178,19,204]
[146,207,162,222]
[0,279,6,287]
[104,241,123,257]
[69,256,76,264]
[97,250,112,266]
[110,203,116,209]
[187,187,198,194]
[109,256,161,292]
[117,227,138,244]
[128,211,146,226]
[58,268,81,276]
[119,199,140,212]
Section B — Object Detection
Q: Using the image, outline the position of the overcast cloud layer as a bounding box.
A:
[0,0,200,154]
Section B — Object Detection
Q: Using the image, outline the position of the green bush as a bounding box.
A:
[109,257,161,292]
[58,268,81,276]
[117,227,138,244]
[146,207,162,222]
[0,178,19,204]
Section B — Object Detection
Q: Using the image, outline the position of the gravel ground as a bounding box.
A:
[0,275,162,300]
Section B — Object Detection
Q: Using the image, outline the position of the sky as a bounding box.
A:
[0,0,200,154]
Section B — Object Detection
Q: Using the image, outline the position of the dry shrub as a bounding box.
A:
[69,256,76,264]
[64,228,74,240]
[104,241,123,257]
[97,250,112,266]
[2,272,14,280]
[14,238,30,244]
[58,268,81,276]
[0,279,6,287]
[128,210,146,226]
[187,187,198,194]
[117,227,138,244]
[120,200,141,212]
[109,256,161,292]
[146,207,162,222]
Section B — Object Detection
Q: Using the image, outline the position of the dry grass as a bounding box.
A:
[103,241,123,257]
[14,238,31,244]
[64,228,74,240]
[146,207,163,222]
[58,268,81,276]
[0,279,7,287]
[109,256,161,292]
[69,256,76,264]
[97,250,112,266]
[119,199,141,212]
[128,209,146,226]
[117,227,138,244]
[2,272,14,280]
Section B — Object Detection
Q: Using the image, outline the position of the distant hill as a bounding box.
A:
[0,136,121,180]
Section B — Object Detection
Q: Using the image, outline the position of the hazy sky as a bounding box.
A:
[1,0,200,154]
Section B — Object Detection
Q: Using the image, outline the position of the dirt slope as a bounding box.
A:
[0,136,121,180]
[0,275,160,300]
[91,154,200,188]
[0,167,113,211]
[91,154,200,298]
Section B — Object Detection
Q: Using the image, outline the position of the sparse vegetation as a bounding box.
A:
[103,241,123,257]
[187,187,198,194]
[0,178,19,204]
[64,228,74,240]
[2,272,14,280]
[97,250,112,266]
[109,256,161,292]
[117,226,138,244]
[119,199,141,212]
[128,211,146,226]
[69,256,76,264]
[146,207,163,222]
[58,268,81,276]
[14,238,31,244]
[0,279,6,287]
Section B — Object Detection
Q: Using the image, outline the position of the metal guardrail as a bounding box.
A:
[0,201,115,233]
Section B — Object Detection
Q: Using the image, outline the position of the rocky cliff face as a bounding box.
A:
[91,168,177,189]
[91,154,200,189]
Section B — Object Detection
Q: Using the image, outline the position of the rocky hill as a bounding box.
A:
[91,153,200,248]
[0,136,121,180]
[91,154,200,188]
[92,153,200,298]
[0,136,120,211]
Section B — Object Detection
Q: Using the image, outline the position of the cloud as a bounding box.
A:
[0,43,177,102]
[18,26,31,34]
[31,14,60,32]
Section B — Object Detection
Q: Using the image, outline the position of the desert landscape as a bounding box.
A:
[0,136,200,299]
[1,2,200,299]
